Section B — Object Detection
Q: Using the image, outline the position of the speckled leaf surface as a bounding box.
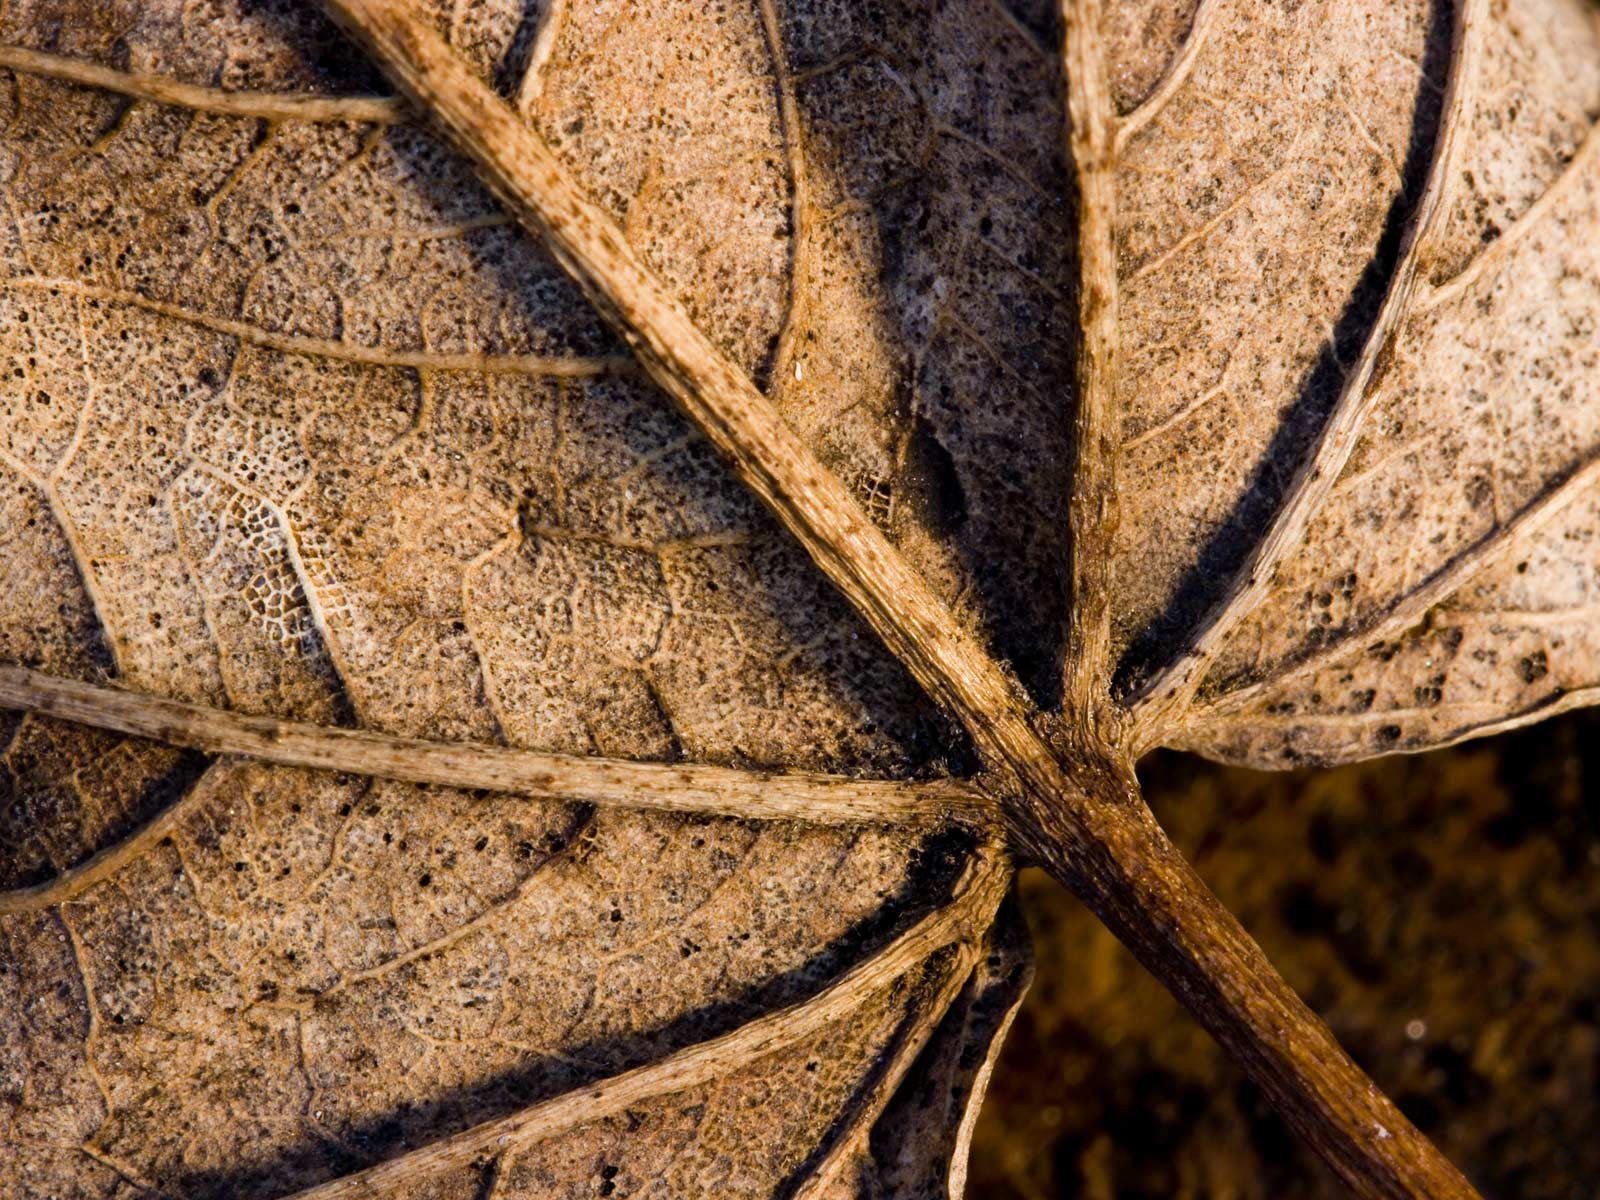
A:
[1120,0,1600,769]
[1177,2,1600,766]
[0,1,1023,1195]
[1,0,1599,1196]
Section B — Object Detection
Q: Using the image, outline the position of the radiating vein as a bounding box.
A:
[1417,114,1600,312]
[0,667,986,913]
[1197,684,1600,761]
[1,460,132,716]
[1196,450,1600,721]
[1124,145,1304,284]
[1112,0,1219,150]
[0,44,408,124]
[1128,0,1488,738]
[1060,0,1124,731]
[788,937,982,1200]
[326,804,595,993]
[312,11,1487,1196]
[757,0,813,393]
[4,277,633,377]
[513,0,567,116]
[275,844,1009,1200]
[0,755,221,915]
[317,0,1058,775]
[1122,369,1231,451]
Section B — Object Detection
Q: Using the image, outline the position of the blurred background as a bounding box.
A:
[968,709,1600,1199]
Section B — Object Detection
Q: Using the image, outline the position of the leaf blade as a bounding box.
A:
[0,7,1002,1194]
[1172,2,1600,767]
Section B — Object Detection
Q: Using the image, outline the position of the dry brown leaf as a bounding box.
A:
[1115,0,1600,769]
[0,0,1595,1196]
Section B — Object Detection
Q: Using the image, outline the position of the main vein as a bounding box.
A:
[305,8,1484,1197]
[1060,0,1124,739]
[318,0,1084,784]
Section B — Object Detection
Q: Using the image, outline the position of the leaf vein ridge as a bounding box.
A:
[0,43,408,124]
[4,277,634,377]
[0,664,988,915]
[273,844,1009,1200]
[1127,0,1490,741]
[1195,449,1600,722]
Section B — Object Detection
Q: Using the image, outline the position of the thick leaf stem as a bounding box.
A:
[1060,0,1123,736]
[319,0,1048,764]
[1011,762,1481,1200]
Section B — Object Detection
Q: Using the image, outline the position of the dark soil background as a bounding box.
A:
[969,710,1600,1199]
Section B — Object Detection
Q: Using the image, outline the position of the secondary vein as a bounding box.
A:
[1127,0,1490,742]
[1060,0,1125,739]
[274,844,1008,1200]
[0,44,407,124]
[0,664,989,915]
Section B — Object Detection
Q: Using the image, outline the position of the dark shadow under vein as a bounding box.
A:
[772,948,956,1198]
[162,826,979,1200]
[490,0,549,101]
[1112,0,1456,702]
[780,1,1077,710]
